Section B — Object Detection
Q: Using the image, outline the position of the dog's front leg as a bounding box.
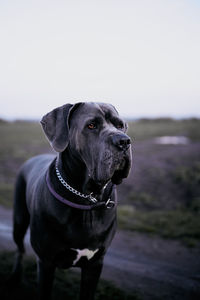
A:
[80,260,103,300]
[37,259,55,300]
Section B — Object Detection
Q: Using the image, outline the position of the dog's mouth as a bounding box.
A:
[110,153,131,184]
[86,150,131,194]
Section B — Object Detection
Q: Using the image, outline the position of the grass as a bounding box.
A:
[127,118,200,141]
[0,121,50,161]
[0,119,200,245]
[0,251,140,300]
[118,205,200,246]
[173,163,200,209]
[0,183,13,208]
[0,121,52,205]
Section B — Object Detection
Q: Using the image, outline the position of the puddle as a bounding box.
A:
[0,221,12,240]
[0,222,11,232]
[154,136,190,145]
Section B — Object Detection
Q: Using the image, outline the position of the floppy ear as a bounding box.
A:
[40,103,82,152]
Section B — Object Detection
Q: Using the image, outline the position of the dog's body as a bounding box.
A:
[12,102,132,299]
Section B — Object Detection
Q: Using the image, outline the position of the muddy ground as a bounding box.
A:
[0,205,199,300]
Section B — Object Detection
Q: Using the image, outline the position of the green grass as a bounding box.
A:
[0,121,50,161]
[127,118,200,141]
[0,119,200,244]
[0,183,13,208]
[0,251,140,300]
[118,205,200,246]
[173,163,200,210]
[0,121,52,199]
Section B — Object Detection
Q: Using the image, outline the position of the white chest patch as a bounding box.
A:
[71,248,99,265]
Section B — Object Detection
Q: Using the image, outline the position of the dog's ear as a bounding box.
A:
[40,103,82,152]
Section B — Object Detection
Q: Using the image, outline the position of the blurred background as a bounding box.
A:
[0,1,200,299]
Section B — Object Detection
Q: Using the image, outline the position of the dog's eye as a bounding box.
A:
[87,123,96,130]
[116,123,124,130]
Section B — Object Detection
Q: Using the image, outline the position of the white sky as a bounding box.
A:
[0,0,200,119]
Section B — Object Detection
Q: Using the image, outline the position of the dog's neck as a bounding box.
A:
[56,148,102,197]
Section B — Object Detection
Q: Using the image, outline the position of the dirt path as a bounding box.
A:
[0,205,200,299]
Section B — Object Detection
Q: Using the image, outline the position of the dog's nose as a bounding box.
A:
[111,134,131,151]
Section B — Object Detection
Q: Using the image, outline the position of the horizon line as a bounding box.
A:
[1,115,200,122]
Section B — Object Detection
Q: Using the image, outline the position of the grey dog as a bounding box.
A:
[12,102,132,300]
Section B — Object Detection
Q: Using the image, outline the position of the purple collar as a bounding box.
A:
[46,169,116,210]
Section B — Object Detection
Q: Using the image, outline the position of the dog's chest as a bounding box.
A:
[50,210,116,268]
[71,248,99,265]
[52,246,101,269]
[33,206,117,268]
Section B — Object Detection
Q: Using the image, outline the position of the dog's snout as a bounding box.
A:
[111,134,131,151]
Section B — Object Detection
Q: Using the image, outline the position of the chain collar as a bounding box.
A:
[55,159,99,204]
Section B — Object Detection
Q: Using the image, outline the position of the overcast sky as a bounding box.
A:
[0,0,200,119]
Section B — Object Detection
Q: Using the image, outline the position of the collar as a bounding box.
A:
[45,163,116,210]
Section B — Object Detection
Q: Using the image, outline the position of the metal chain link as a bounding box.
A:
[55,160,98,203]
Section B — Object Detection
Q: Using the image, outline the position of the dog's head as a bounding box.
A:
[41,102,132,188]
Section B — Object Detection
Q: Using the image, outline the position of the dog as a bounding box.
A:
[12,102,132,299]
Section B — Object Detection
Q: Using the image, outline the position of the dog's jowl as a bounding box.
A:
[12,102,132,300]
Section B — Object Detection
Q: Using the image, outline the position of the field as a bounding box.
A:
[119,118,200,246]
[0,118,200,299]
[0,118,200,246]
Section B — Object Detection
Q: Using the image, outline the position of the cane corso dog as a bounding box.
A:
[12,102,132,300]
